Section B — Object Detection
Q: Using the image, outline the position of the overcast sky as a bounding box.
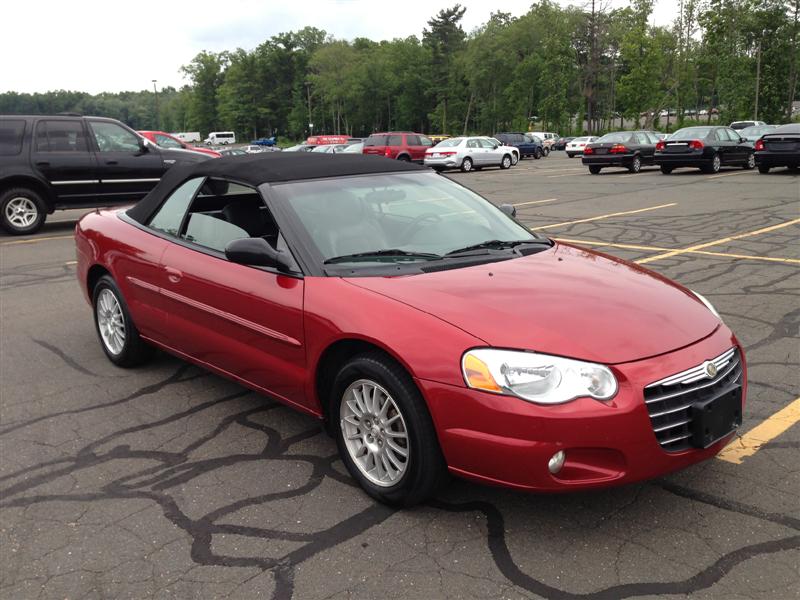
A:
[1,0,675,94]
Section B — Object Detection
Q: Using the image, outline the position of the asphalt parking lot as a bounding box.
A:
[1,154,798,599]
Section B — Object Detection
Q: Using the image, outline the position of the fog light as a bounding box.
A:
[548,450,566,474]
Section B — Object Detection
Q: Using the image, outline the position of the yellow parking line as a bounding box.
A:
[717,397,800,464]
[556,238,800,264]
[555,238,668,252]
[706,171,750,180]
[535,203,676,230]
[513,198,558,207]
[0,234,74,246]
[636,218,800,264]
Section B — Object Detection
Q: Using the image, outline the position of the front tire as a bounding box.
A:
[0,187,47,235]
[92,275,154,367]
[567,153,574,158]
[332,353,447,506]
[461,157,473,172]
[500,154,512,169]
[511,153,519,166]
[543,147,550,156]
[757,165,770,174]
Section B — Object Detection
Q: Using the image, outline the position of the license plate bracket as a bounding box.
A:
[691,385,743,448]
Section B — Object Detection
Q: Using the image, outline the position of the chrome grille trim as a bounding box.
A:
[645,359,739,405]
[643,347,743,452]
[647,347,735,388]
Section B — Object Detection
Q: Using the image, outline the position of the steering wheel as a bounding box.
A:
[398,212,442,243]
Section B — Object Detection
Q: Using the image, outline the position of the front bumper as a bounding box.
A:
[418,326,745,492]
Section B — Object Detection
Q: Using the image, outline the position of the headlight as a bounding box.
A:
[691,290,721,319]
[462,349,617,405]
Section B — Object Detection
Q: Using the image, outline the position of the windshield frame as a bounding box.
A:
[261,171,550,277]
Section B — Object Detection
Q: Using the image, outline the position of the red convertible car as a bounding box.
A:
[75,153,746,505]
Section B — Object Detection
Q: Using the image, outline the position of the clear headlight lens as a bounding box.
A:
[462,349,617,405]
[691,290,721,319]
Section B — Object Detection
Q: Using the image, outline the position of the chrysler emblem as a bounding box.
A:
[704,361,718,378]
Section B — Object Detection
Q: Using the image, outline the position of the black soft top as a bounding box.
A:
[127,152,425,224]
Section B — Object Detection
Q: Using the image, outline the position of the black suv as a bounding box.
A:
[0,115,210,234]
[494,132,546,159]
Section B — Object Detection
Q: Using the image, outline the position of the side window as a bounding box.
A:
[405,135,420,146]
[155,134,182,149]
[0,120,26,156]
[89,121,141,152]
[478,138,495,149]
[148,177,205,237]
[467,139,481,149]
[713,129,727,142]
[386,135,402,146]
[727,128,742,142]
[35,120,88,152]
[635,133,649,145]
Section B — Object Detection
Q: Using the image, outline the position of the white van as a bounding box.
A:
[204,131,236,145]
[172,131,201,143]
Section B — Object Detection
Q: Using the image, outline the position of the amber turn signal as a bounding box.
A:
[463,353,502,392]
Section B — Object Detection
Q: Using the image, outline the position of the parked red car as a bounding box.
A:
[138,131,221,158]
[363,132,434,162]
[75,153,745,505]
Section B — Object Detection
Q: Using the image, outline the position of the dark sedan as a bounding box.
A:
[553,137,575,151]
[754,123,800,173]
[582,131,661,174]
[654,126,755,174]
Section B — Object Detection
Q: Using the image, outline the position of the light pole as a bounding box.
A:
[152,79,159,130]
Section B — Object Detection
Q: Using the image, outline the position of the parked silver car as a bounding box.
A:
[423,136,516,172]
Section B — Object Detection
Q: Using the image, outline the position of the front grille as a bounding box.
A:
[644,348,743,452]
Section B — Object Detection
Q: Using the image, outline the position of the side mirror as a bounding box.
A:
[137,137,149,154]
[499,204,517,218]
[740,137,747,144]
[493,144,499,149]
[225,237,292,271]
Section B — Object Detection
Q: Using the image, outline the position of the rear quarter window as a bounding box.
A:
[386,135,403,146]
[364,135,387,146]
[0,120,26,156]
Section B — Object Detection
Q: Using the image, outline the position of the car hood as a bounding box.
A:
[345,243,719,365]
[160,147,211,164]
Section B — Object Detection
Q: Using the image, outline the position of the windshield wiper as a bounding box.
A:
[445,239,548,256]
[324,249,443,264]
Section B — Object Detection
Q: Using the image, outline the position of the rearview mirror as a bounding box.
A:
[499,204,517,218]
[225,237,292,272]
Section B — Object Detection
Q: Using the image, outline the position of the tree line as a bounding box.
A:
[2,0,798,140]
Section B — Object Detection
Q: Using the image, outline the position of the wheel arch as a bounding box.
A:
[0,175,56,212]
[314,337,418,431]
[87,264,112,299]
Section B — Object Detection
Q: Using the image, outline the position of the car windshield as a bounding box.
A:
[740,125,774,137]
[597,132,634,144]
[436,137,463,147]
[269,172,545,269]
[670,128,712,140]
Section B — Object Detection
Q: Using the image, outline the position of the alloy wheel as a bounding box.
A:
[712,154,721,172]
[746,153,755,169]
[5,197,38,229]
[96,288,126,355]
[340,379,409,487]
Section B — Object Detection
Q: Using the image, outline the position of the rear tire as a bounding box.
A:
[588,165,602,174]
[533,148,542,160]
[758,165,770,174]
[543,147,550,157]
[92,275,154,367]
[1,187,47,235]
[397,155,411,162]
[567,153,574,158]
[510,153,519,166]
[660,165,673,174]
[629,155,642,173]
[331,352,448,506]
[460,157,473,172]
[702,153,721,174]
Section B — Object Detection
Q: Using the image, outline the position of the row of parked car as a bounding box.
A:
[570,123,799,175]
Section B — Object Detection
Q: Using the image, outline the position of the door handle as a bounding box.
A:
[105,160,118,165]
[164,267,183,283]
[35,161,50,166]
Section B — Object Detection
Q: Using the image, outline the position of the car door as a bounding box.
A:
[465,138,483,164]
[31,119,99,204]
[157,180,307,407]
[87,119,165,203]
[711,128,734,164]
[636,132,655,163]
[479,138,502,164]
[726,128,749,163]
